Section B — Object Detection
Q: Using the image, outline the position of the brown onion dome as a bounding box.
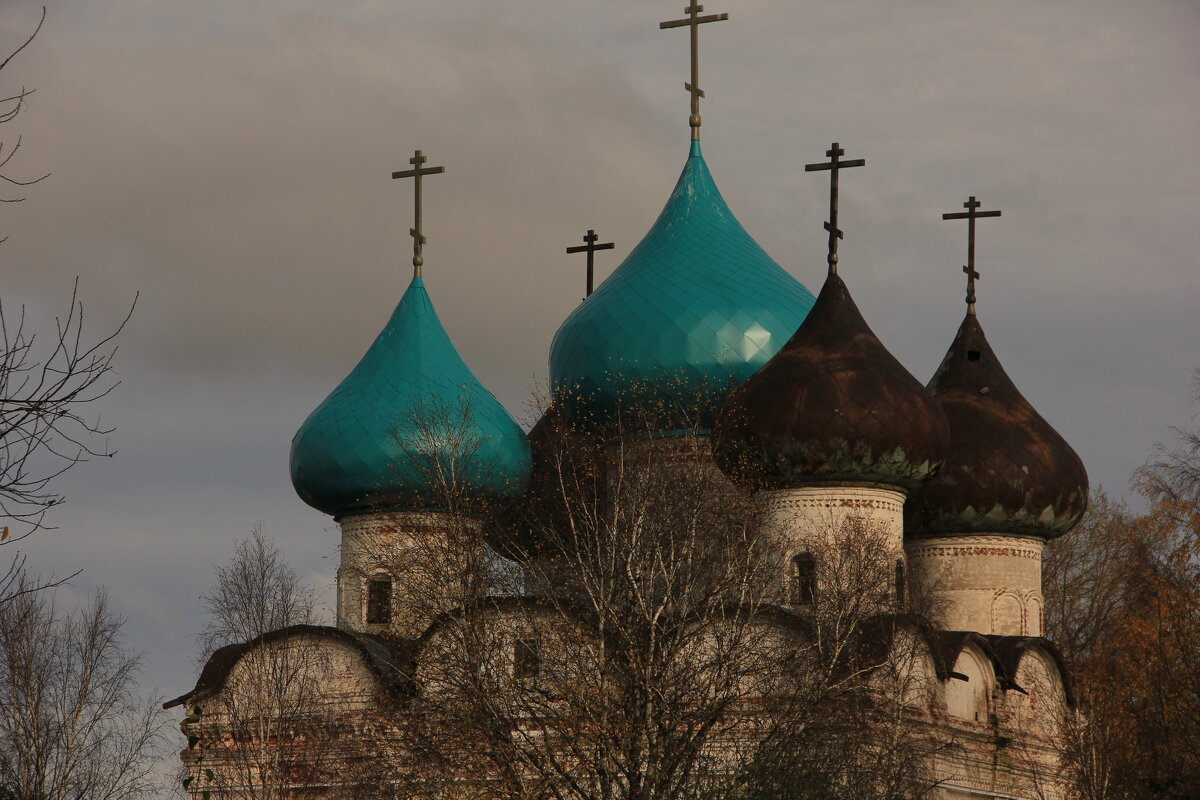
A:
[906,313,1088,538]
[713,273,950,490]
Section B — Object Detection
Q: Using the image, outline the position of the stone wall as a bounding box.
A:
[906,534,1045,635]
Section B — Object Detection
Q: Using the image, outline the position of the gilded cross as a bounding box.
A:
[942,196,1001,315]
[566,229,614,299]
[660,3,729,141]
[391,149,445,278]
[804,142,865,277]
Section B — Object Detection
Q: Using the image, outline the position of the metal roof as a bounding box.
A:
[549,141,815,432]
[290,276,531,517]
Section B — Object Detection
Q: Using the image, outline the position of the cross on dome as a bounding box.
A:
[391,149,446,278]
[804,142,865,277]
[942,196,1001,315]
[566,229,614,299]
[660,3,729,141]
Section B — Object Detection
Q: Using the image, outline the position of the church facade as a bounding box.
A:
[168,9,1088,799]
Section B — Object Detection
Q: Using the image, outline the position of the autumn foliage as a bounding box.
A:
[1045,389,1200,799]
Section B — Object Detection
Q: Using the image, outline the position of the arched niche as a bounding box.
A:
[991,592,1024,636]
[1006,646,1067,737]
[1027,596,1044,637]
[945,643,994,724]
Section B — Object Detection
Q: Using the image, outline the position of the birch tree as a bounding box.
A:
[0,574,165,800]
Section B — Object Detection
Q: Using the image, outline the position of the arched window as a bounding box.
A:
[366,576,392,624]
[791,553,816,605]
[895,559,906,604]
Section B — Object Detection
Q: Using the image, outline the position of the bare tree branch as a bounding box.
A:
[0,571,168,799]
[0,280,137,548]
[0,6,49,209]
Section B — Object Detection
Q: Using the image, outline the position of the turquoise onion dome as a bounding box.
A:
[290,276,532,517]
[549,141,816,431]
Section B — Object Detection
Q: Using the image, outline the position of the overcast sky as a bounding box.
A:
[2,0,1198,759]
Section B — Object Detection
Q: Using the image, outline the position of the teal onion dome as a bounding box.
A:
[549,141,816,432]
[290,276,532,517]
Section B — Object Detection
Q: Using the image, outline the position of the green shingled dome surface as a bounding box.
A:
[290,276,531,517]
[549,141,815,429]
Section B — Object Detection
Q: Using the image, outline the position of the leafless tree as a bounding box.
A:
[0,2,135,604]
[738,515,949,800]
[1042,490,1140,667]
[0,571,166,800]
[389,394,949,800]
[175,392,957,799]
[0,2,49,239]
[1136,368,1200,517]
[180,525,339,800]
[0,282,137,606]
[197,523,318,661]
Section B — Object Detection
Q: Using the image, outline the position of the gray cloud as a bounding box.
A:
[3,0,1198,735]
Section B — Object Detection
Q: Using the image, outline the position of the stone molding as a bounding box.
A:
[907,537,1041,563]
[761,485,906,515]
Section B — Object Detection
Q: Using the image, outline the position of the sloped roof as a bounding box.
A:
[163,624,409,710]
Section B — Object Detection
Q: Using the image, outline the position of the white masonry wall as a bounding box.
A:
[905,534,1045,636]
[338,510,481,639]
[759,485,908,606]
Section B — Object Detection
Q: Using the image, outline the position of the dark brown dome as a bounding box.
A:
[906,314,1088,538]
[485,406,601,560]
[713,273,950,490]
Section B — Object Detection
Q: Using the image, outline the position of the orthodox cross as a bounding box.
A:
[804,142,865,277]
[566,229,614,299]
[942,196,1001,315]
[660,3,729,141]
[391,149,445,278]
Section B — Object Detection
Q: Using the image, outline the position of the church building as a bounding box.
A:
[167,7,1088,799]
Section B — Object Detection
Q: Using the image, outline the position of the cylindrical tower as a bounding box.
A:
[713,271,950,609]
[906,310,1087,636]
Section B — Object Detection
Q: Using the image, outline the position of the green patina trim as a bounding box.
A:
[913,504,1084,538]
[767,443,941,490]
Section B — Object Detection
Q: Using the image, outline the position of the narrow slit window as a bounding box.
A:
[791,553,816,605]
[514,638,540,680]
[366,577,392,625]
[895,560,906,604]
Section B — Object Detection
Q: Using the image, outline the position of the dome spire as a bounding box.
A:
[659,3,728,141]
[804,142,866,277]
[942,195,1001,316]
[391,149,445,279]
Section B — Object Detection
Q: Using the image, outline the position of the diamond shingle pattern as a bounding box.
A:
[290,277,531,517]
[906,314,1088,538]
[549,141,815,430]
